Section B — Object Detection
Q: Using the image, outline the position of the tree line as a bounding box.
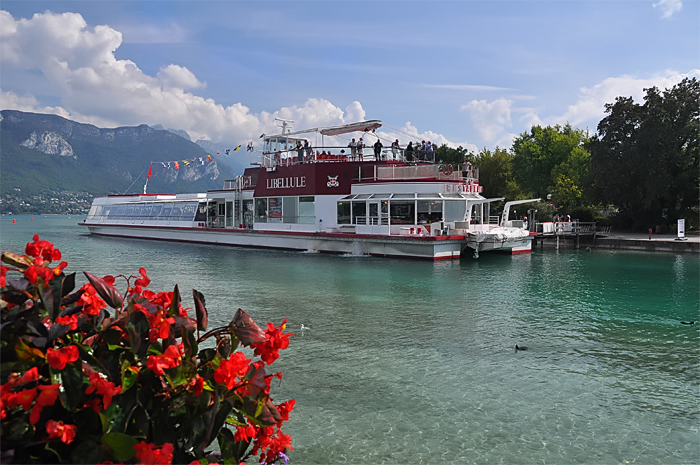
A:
[435,78,699,230]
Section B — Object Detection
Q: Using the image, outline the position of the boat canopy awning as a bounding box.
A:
[281,120,382,137]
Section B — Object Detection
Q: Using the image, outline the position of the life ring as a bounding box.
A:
[445,164,453,175]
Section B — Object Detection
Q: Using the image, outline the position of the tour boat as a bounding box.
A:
[81,120,539,259]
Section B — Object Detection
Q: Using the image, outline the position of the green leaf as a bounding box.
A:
[102,432,138,462]
[121,360,138,392]
[168,283,181,318]
[84,272,124,309]
[15,337,44,361]
[217,427,246,465]
[181,325,198,361]
[1,251,31,269]
[59,361,85,411]
[71,440,104,465]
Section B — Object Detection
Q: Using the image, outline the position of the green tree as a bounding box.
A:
[511,124,590,204]
[587,77,699,227]
[472,147,522,200]
[435,144,469,165]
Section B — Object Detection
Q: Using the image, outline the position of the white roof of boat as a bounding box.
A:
[274,120,382,138]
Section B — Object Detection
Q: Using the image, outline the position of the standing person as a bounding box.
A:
[304,140,311,162]
[405,141,414,161]
[358,138,364,161]
[426,141,434,162]
[374,138,383,160]
[348,138,357,160]
[296,141,304,164]
[391,139,400,160]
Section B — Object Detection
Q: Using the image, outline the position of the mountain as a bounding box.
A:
[0,110,238,212]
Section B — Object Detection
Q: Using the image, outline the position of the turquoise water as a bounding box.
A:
[2,216,699,464]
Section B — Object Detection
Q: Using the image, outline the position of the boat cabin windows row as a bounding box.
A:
[87,202,205,222]
[337,194,468,226]
[254,196,315,224]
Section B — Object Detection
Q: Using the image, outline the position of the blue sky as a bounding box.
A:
[1,0,697,154]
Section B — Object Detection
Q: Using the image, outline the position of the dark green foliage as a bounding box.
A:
[586,78,699,228]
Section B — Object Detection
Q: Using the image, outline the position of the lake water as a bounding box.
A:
[2,215,698,464]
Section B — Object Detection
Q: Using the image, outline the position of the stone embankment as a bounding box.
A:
[535,231,700,254]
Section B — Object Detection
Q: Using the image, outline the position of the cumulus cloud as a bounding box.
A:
[653,0,683,19]
[461,98,513,143]
[0,10,377,145]
[554,69,700,128]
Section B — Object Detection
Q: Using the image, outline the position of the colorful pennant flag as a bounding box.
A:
[146,163,153,179]
[233,145,241,151]
[199,157,204,165]
[183,160,190,166]
[225,149,230,155]
[174,161,180,170]
[207,154,213,162]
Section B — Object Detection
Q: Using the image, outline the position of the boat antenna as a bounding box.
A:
[275,117,294,135]
[124,164,150,195]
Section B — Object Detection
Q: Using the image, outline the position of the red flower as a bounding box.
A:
[46,419,77,444]
[251,319,292,365]
[46,345,79,370]
[25,235,58,261]
[85,371,122,410]
[133,441,174,465]
[0,265,8,287]
[146,345,182,376]
[276,399,295,422]
[213,352,250,389]
[193,376,204,396]
[55,314,80,331]
[130,267,151,295]
[78,284,107,316]
[30,384,60,424]
[234,424,257,442]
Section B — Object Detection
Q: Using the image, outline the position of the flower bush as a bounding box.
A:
[0,235,294,464]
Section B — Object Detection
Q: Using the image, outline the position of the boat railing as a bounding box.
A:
[354,164,478,182]
[354,216,390,226]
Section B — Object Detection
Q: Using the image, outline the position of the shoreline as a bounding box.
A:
[534,231,700,254]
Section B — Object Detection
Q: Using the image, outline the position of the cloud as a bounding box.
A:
[461,98,513,143]
[555,69,700,128]
[0,9,469,152]
[653,0,683,19]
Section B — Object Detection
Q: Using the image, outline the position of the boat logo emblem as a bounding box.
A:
[327,175,339,188]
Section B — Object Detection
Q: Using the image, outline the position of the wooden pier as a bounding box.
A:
[532,222,597,249]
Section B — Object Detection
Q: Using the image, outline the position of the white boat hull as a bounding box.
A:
[83,223,468,260]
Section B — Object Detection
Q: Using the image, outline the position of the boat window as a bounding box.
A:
[255,198,268,223]
[160,203,173,218]
[114,205,126,219]
[351,201,366,225]
[194,202,207,221]
[87,205,100,219]
[391,194,415,199]
[150,203,163,219]
[355,194,372,199]
[337,201,351,224]
[225,201,233,226]
[132,205,143,218]
[299,196,315,224]
[370,194,391,199]
[102,206,114,219]
[341,195,356,200]
[243,200,254,227]
[445,200,466,222]
[268,197,282,223]
[171,203,183,219]
[182,202,197,221]
[390,201,415,225]
[141,204,153,218]
[124,204,135,218]
[283,197,297,224]
[218,203,226,217]
[417,193,438,199]
[418,200,442,224]
[441,193,462,199]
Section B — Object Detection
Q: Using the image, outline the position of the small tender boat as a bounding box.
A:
[81,120,538,260]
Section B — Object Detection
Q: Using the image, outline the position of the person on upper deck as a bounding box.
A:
[374,139,383,160]
[405,142,414,161]
[358,138,364,161]
[427,142,435,162]
[391,139,400,160]
[296,141,304,164]
[348,138,357,160]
